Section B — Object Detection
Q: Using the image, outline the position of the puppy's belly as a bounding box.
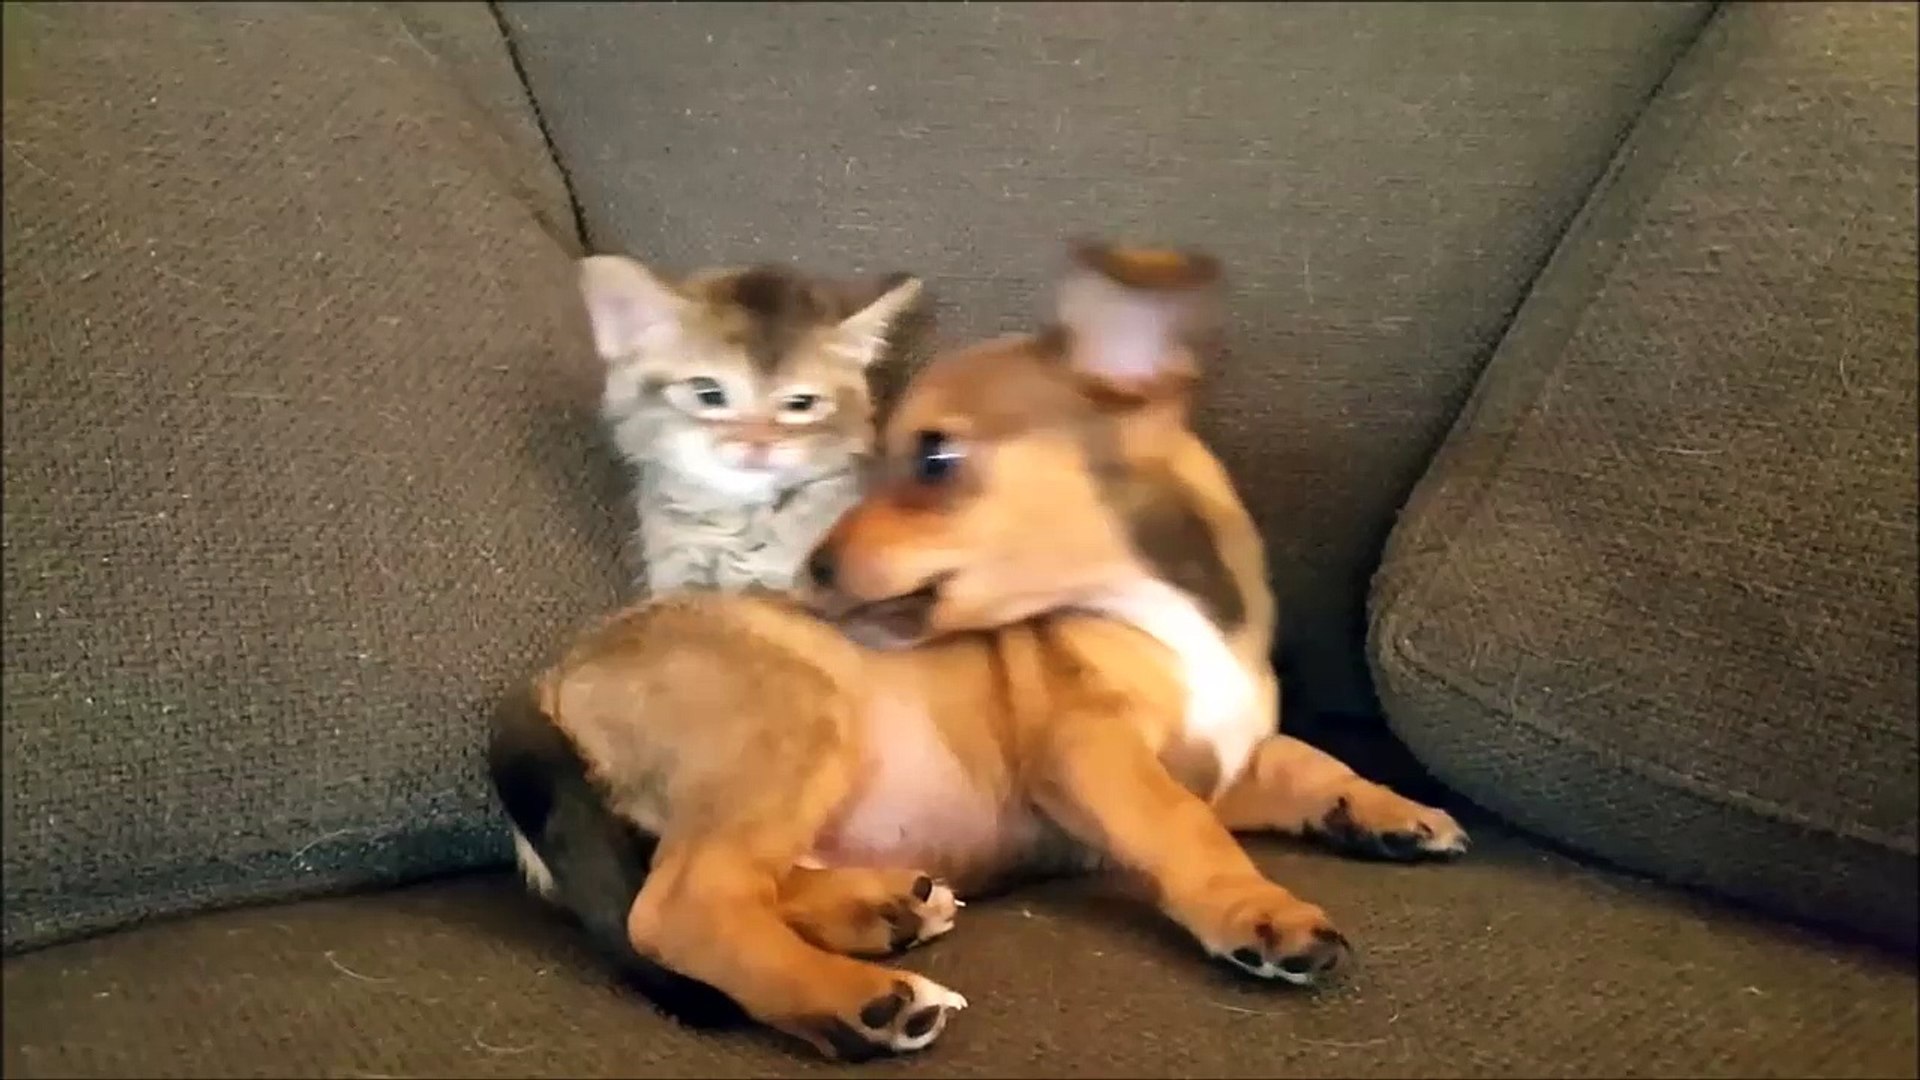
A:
[808,696,1039,885]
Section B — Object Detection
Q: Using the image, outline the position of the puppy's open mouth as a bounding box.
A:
[831,576,949,650]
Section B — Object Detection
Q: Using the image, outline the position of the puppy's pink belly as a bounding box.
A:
[808,793,1041,881]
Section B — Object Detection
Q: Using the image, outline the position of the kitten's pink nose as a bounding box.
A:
[735,423,780,467]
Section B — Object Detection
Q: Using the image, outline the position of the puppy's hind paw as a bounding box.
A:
[797,973,969,1062]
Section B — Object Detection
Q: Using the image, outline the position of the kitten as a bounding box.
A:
[577,254,922,596]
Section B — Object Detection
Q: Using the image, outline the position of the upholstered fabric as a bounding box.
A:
[8,825,1915,1079]
[0,1,621,953]
[1371,1,1919,950]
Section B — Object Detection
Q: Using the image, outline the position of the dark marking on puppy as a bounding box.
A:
[1123,477,1245,631]
[1159,736,1224,801]
[1032,323,1073,364]
[486,684,746,1029]
[1085,442,1245,630]
[1070,239,1223,292]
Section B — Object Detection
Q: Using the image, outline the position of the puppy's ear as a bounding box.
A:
[578,255,687,363]
[1055,239,1222,394]
[832,273,924,368]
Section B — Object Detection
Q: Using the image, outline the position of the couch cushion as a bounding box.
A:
[4,824,1914,1079]
[0,2,625,954]
[497,1,1713,719]
[1369,2,1919,950]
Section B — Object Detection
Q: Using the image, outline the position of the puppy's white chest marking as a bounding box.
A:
[817,695,1007,865]
[1080,580,1261,793]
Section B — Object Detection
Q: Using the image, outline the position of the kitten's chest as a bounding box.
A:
[637,470,859,590]
[644,471,854,538]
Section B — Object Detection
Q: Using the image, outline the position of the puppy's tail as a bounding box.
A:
[485,680,746,1029]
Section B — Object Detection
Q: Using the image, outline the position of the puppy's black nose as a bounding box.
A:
[805,546,837,590]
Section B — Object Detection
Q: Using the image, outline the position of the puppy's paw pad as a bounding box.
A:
[1201,883,1350,988]
[817,975,967,1060]
[1220,923,1350,987]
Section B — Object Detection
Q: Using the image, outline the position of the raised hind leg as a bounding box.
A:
[630,836,967,1061]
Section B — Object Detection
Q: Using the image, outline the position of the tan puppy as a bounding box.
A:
[489,240,1468,1062]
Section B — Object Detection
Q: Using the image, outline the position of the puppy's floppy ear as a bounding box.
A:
[1055,239,1223,394]
[832,272,924,368]
[578,254,688,363]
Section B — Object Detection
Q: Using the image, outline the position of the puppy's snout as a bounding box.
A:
[805,545,838,590]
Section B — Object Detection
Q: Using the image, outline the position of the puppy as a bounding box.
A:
[489,240,1468,1061]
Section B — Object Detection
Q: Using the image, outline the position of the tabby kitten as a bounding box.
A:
[577,254,922,596]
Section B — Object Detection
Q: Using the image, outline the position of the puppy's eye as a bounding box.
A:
[780,392,822,415]
[686,377,728,409]
[910,430,964,486]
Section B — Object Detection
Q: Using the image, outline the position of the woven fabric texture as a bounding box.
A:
[0,2,624,954]
[5,825,1915,1079]
[1370,2,1919,950]
[498,0,1712,719]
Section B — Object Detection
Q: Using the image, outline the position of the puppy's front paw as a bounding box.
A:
[1314,787,1470,862]
[1199,880,1351,987]
[885,874,961,951]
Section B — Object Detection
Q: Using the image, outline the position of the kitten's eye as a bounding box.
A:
[687,377,728,409]
[909,430,964,487]
[780,392,822,415]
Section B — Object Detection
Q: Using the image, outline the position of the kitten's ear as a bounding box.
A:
[577,255,687,362]
[832,273,924,368]
[1055,239,1222,394]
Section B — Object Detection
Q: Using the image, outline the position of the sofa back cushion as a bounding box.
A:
[1,2,622,953]
[1370,2,1918,949]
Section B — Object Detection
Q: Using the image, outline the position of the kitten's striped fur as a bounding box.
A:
[577,257,922,596]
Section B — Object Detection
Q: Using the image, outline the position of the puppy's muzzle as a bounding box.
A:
[802,568,949,650]
[805,545,839,592]
[837,582,944,650]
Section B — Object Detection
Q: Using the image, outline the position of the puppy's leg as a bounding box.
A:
[629,838,967,1062]
[1212,735,1470,861]
[778,866,961,957]
[1031,709,1350,986]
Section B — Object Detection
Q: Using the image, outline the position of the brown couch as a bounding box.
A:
[4,3,1914,1076]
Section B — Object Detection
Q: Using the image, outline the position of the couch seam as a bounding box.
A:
[1370,1,1723,640]
[1461,0,1723,401]
[487,0,589,254]
[1373,1,1725,600]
